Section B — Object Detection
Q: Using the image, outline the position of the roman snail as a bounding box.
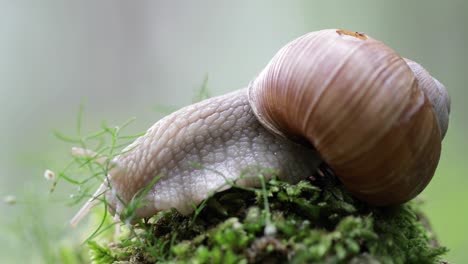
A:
[70,29,450,226]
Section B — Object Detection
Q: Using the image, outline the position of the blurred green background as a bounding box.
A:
[0,1,466,263]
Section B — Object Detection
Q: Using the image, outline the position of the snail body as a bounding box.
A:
[71,29,450,225]
[71,89,321,224]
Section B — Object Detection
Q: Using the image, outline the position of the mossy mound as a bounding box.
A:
[87,170,447,264]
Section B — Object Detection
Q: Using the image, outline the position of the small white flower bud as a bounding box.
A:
[4,195,16,205]
[44,169,56,181]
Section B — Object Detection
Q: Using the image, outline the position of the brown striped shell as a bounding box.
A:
[248,29,449,205]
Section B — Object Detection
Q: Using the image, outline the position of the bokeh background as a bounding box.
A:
[0,1,466,263]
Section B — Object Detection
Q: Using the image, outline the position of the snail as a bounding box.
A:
[70,29,450,226]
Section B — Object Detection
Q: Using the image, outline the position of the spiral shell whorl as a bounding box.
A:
[404,58,450,138]
[249,29,443,205]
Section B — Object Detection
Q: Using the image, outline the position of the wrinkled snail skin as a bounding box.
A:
[102,88,321,220]
[72,29,450,224]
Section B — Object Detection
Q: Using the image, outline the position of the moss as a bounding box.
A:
[87,170,447,264]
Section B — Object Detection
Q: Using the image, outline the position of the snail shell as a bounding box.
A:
[248,29,449,205]
[71,29,450,225]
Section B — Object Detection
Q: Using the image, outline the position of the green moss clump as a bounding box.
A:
[87,170,447,264]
